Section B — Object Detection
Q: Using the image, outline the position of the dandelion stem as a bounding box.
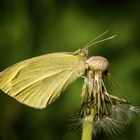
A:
[81,108,95,140]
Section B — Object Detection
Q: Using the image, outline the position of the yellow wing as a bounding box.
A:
[0,53,86,109]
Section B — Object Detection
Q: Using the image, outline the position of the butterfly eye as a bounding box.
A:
[73,48,88,57]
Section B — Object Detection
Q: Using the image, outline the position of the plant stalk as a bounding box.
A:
[81,108,95,140]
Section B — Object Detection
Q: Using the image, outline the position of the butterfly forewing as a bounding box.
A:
[0,53,86,108]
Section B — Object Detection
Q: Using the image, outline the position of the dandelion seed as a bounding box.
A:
[127,105,140,120]
[94,116,125,135]
[110,105,130,122]
[68,112,83,134]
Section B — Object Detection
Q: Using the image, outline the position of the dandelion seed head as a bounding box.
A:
[87,56,109,72]
[80,56,139,137]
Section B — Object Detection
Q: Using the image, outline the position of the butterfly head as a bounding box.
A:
[73,48,88,58]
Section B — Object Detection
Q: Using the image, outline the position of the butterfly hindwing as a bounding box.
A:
[0,53,86,108]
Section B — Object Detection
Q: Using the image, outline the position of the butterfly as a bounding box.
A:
[0,31,116,109]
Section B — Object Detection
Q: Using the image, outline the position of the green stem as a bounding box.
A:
[81,109,95,140]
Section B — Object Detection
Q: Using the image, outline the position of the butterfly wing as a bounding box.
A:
[0,53,86,109]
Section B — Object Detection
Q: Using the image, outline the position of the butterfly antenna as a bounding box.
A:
[84,31,117,49]
[84,30,109,48]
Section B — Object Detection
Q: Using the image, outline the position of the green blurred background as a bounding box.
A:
[0,0,140,140]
